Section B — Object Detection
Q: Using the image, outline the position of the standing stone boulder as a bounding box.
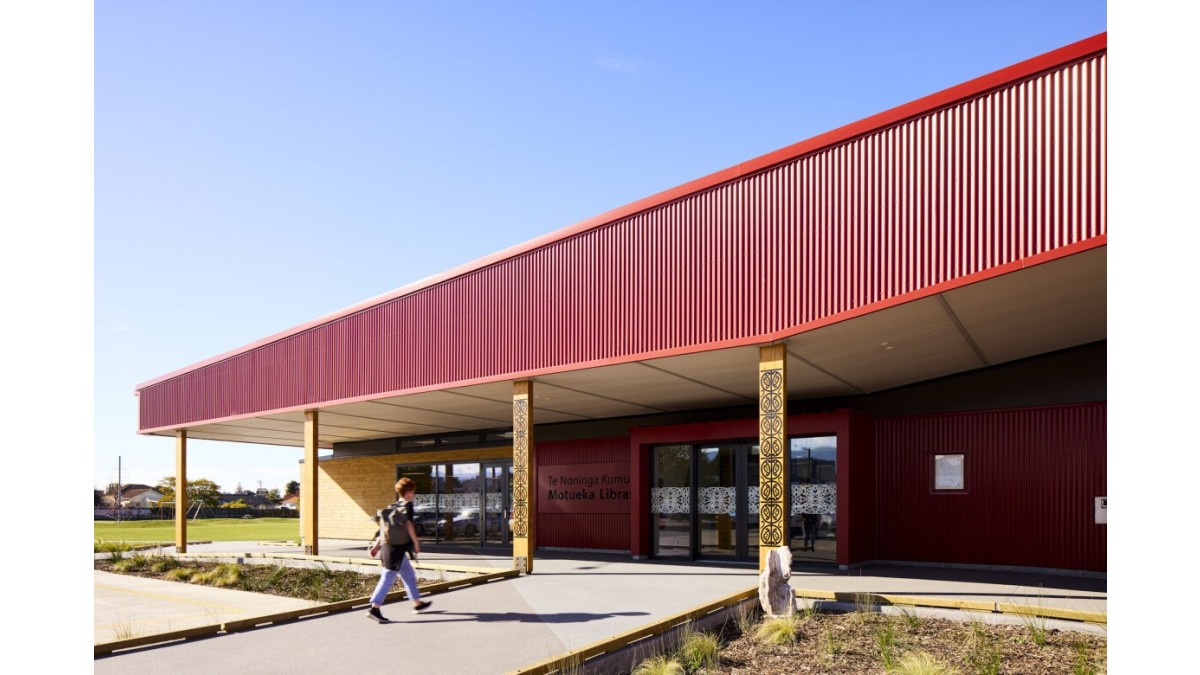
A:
[758,545,796,617]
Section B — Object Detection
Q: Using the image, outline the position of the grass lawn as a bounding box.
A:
[94,518,301,543]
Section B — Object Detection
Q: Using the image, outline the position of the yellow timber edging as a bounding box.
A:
[94,565,518,656]
[506,587,760,675]
[793,589,1107,625]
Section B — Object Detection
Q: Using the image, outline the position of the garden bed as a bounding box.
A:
[624,603,1106,675]
[94,553,441,603]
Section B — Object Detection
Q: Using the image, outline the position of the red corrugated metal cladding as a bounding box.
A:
[873,403,1106,572]
[139,47,1106,431]
[536,437,631,551]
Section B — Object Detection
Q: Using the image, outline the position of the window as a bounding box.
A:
[933,454,965,491]
[440,433,482,446]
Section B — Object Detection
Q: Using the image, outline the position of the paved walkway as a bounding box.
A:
[94,570,326,643]
[94,540,1106,674]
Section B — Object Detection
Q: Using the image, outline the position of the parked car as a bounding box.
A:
[436,509,480,538]
[411,505,438,536]
[367,504,438,536]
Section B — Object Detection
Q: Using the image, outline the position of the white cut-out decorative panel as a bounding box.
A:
[698,486,736,515]
[651,487,691,514]
[439,492,480,511]
[792,483,836,515]
[650,485,836,515]
[412,492,503,513]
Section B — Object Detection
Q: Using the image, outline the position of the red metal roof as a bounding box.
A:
[138,33,1107,433]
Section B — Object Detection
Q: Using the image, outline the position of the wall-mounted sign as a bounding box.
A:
[934,454,964,490]
[1095,496,1106,524]
[539,462,630,514]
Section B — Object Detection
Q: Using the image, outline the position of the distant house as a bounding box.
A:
[218,492,275,510]
[102,484,162,508]
[280,493,299,510]
[121,486,165,507]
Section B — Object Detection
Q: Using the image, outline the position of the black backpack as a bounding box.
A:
[376,500,411,546]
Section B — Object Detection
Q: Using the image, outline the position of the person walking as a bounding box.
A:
[366,477,432,622]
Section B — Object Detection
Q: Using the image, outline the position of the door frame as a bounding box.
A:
[479,460,512,548]
[653,440,758,563]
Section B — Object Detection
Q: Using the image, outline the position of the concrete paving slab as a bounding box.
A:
[94,570,325,644]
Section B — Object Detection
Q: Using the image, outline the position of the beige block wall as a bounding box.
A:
[317,455,401,540]
[314,447,514,540]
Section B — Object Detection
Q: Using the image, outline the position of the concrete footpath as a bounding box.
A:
[94,540,1107,674]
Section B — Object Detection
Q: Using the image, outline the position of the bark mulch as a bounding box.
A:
[708,609,1106,674]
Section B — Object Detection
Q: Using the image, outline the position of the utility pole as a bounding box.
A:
[116,456,122,524]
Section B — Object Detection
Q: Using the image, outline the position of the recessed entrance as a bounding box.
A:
[650,435,837,563]
[397,460,512,549]
[651,440,759,563]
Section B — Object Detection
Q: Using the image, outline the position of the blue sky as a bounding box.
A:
[94,1,1108,493]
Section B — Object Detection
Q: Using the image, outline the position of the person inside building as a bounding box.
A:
[801,512,820,552]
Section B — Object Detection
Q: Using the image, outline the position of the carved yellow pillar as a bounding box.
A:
[758,344,788,570]
[302,410,319,555]
[512,381,535,573]
[175,430,187,553]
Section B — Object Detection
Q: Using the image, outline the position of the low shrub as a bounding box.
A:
[876,617,899,670]
[111,558,141,573]
[678,630,719,671]
[149,555,180,573]
[630,655,684,675]
[755,613,803,646]
[164,567,195,581]
[190,563,241,587]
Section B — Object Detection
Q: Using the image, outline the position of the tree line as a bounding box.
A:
[155,477,301,508]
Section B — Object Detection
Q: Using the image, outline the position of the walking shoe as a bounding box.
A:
[366,607,388,623]
[412,600,432,613]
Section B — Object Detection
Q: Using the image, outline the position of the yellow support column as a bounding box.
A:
[512,381,535,574]
[758,344,788,570]
[302,410,319,555]
[175,430,187,553]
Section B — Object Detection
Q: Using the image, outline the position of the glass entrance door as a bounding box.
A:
[653,441,758,563]
[697,445,737,559]
[401,460,513,549]
[482,462,511,546]
[788,435,837,561]
[651,445,691,558]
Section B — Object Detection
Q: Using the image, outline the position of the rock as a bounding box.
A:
[758,546,796,617]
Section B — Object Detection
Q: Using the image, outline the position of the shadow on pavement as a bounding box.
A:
[409,610,650,624]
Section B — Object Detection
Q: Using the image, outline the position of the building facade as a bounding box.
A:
[137,34,1107,574]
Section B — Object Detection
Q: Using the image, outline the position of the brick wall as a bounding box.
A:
[316,455,402,539]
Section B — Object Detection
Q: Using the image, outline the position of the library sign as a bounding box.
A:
[539,462,630,514]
